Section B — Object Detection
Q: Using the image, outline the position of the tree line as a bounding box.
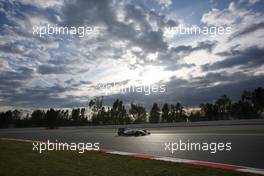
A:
[0,87,263,128]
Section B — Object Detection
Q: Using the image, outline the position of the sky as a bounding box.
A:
[0,0,264,110]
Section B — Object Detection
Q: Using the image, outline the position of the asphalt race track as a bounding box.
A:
[1,125,264,169]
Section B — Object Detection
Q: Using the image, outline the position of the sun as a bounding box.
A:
[140,66,167,85]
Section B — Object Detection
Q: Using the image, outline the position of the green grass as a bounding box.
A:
[0,139,260,176]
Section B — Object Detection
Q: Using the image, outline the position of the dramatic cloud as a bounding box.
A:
[0,0,264,109]
[202,46,264,71]
[38,65,68,75]
[230,22,264,39]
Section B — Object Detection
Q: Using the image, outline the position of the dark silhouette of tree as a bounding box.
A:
[63,109,69,120]
[12,109,21,121]
[80,108,86,121]
[100,107,107,123]
[89,96,103,112]
[175,102,185,121]
[91,98,130,125]
[215,95,231,120]
[149,103,160,123]
[72,108,80,123]
[241,91,252,103]
[161,103,169,122]
[45,108,58,129]
[231,101,256,119]
[112,99,127,124]
[0,110,12,128]
[200,103,217,120]
[31,110,45,126]
[230,90,256,119]
[0,86,264,128]
[252,87,264,113]
[112,99,119,124]
[168,104,176,122]
[129,104,146,123]
[89,96,105,125]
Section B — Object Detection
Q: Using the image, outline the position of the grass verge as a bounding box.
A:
[0,139,261,176]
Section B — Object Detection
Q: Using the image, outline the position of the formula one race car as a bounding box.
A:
[117,128,150,136]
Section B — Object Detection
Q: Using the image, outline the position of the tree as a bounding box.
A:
[89,96,104,112]
[45,108,58,129]
[31,110,45,126]
[91,98,130,125]
[0,111,12,128]
[215,95,231,120]
[121,105,130,124]
[231,101,256,119]
[92,107,105,125]
[230,90,257,119]
[64,110,69,120]
[112,99,128,124]
[89,97,104,125]
[168,104,176,122]
[241,91,252,103]
[129,104,146,123]
[161,103,169,122]
[80,108,86,121]
[1,86,263,128]
[200,103,217,120]
[175,102,184,120]
[252,87,264,113]
[12,109,21,121]
[149,103,160,123]
[71,108,80,122]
